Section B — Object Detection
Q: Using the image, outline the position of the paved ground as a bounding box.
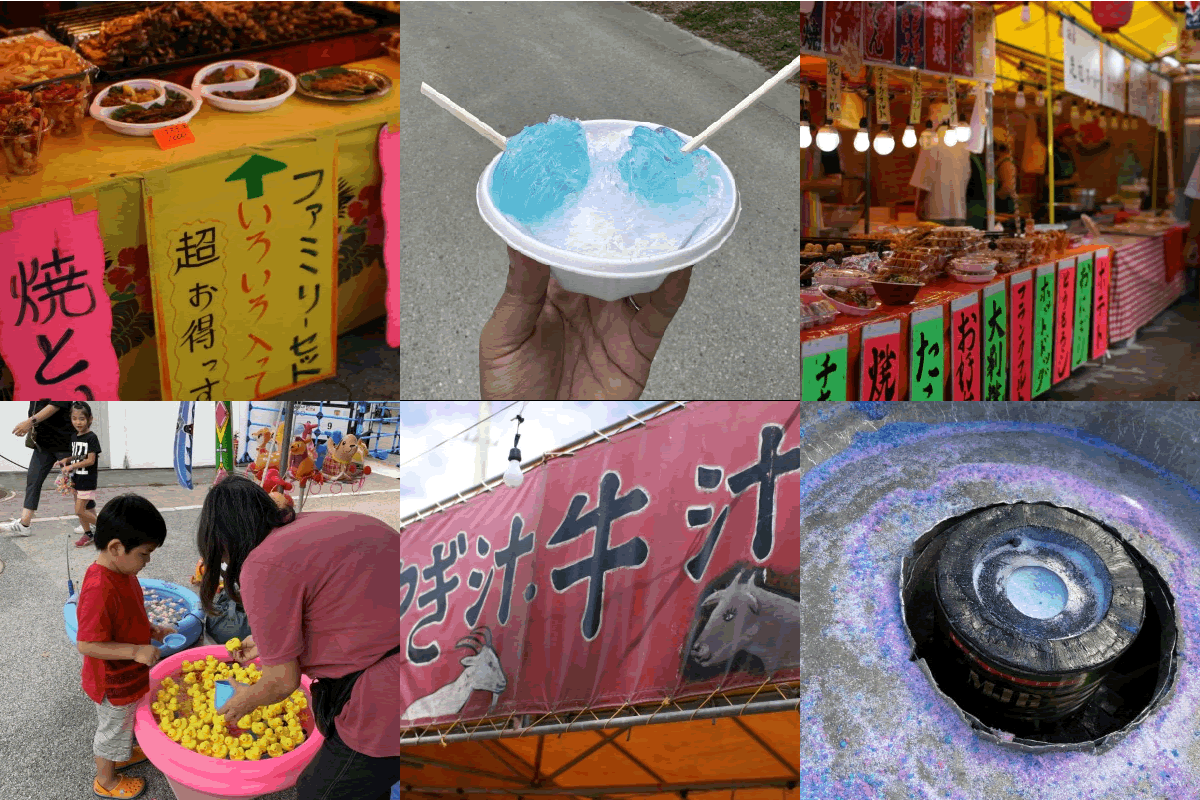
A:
[277,318,400,401]
[0,467,401,800]
[1044,296,1200,400]
[399,1,801,399]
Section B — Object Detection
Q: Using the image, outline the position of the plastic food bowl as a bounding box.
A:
[870,279,924,305]
[89,80,201,136]
[64,577,204,658]
[476,119,741,301]
[191,60,297,113]
[134,645,324,799]
[818,284,879,316]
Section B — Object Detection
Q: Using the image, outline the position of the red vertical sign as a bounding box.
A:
[925,1,953,73]
[1091,248,1111,359]
[863,2,897,64]
[1008,270,1035,401]
[950,293,981,401]
[950,3,974,77]
[860,319,903,401]
[1053,259,1077,385]
[824,2,865,58]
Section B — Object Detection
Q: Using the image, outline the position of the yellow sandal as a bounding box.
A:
[114,745,147,770]
[93,775,146,799]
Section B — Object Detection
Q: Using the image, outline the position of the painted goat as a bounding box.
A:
[689,568,804,675]
[401,626,507,721]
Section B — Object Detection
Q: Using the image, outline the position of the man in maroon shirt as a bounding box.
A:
[196,475,400,800]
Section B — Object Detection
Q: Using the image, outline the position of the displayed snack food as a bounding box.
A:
[76,2,374,71]
[215,68,287,100]
[0,32,92,91]
[0,100,48,175]
[821,284,875,309]
[306,68,385,95]
[35,78,89,136]
[202,64,255,84]
[384,30,400,60]
[110,89,193,123]
[99,83,160,106]
[813,266,871,288]
[874,272,921,284]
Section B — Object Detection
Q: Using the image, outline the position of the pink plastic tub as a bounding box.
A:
[133,645,324,799]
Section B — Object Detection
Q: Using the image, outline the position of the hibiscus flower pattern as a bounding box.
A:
[103,244,155,360]
[339,182,385,284]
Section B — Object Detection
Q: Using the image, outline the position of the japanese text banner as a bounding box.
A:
[400,402,806,728]
[144,140,338,399]
[0,197,121,399]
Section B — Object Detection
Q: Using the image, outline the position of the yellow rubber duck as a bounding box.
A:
[237,715,253,729]
[167,727,183,743]
[223,735,236,747]
[226,637,242,653]
[251,709,265,723]
[283,701,296,714]
[197,741,213,757]
[269,717,285,730]
[251,721,267,735]
[294,696,307,709]
[172,718,188,730]
[181,660,192,671]
[184,673,198,684]
[182,737,198,752]
[267,742,284,758]
[245,746,263,761]
[151,702,164,714]
[229,746,246,761]
[211,742,229,759]
[239,733,255,749]
[280,736,295,752]
[291,729,306,745]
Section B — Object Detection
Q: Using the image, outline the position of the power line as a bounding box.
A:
[399,402,519,469]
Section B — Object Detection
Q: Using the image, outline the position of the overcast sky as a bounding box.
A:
[399,402,661,519]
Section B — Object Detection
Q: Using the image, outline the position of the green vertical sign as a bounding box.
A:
[802,334,848,401]
[909,305,944,401]
[1072,254,1094,370]
[1032,264,1056,398]
[982,282,1007,401]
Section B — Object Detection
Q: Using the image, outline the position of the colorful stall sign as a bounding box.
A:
[925,1,953,74]
[823,2,864,58]
[982,281,1007,401]
[1092,247,1111,359]
[0,198,121,400]
[381,123,400,349]
[860,319,902,401]
[896,1,926,69]
[1032,263,1056,398]
[950,3,974,78]
[400,402,806,725]
[973,4,995,81]
[1008,270,1034,401]
[802,334,848,401]
[1062,18,1102,103]
[144,141,338,399]
[950,293,981,401]
[909,305,944,401]
[1072,253,1094,370]
[801,2,825,53]
[1053,258,1077,385]
[864,2,897,64]
[1102,44,1127,112]
[1127,59,1149,121]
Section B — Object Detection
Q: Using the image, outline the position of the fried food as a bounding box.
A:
[100,84,159,106]
[110,89,193,124]
[214,68,287,100]
[822,285,874,309]
[0,34,89,92]
[308,70,382,95]
[202,65,254,85]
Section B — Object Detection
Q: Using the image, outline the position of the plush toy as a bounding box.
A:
[247,424,285,480]
[319,431,373,483]
[261,467,294,508]
[287,436,323,487]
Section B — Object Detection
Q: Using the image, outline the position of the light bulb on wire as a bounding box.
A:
[1015,82,1026,109]
[1070,101,1080,123]
[954,118,971,143]
[919,119,936,149]
[502,415,525,489]
[873,124,895,155]
[854,117,870,152]
[942,124,957,146]
[1021,1,1031,23]
[815,119,840,151]
[902,123,917,148]
[800,108,812,148]
[1036,84,1046,107]
[1098,110,1107,130]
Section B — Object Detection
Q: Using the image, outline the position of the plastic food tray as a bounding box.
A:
[0,28,98,93]
[64,577,204,658]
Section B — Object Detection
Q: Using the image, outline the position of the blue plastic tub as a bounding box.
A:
[64,577,204,658]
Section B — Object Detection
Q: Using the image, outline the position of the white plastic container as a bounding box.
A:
[191,61,297,113]
[476,119,740,301]
[89,80,200,136]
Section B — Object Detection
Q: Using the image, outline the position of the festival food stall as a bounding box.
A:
[799,1,1186,399]
[0,1,400,401]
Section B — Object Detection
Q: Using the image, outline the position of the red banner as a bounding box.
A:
[950,294,981,401]
[950,3,974,77]
[860,320,902,401]
[1054,260,1076,384]
[925,1,953,74]
[1009,271,1035,401]
[824,2,864,57]
[896,1,925,69]
[1092,248,1111,359]
[863,2,897,64]
[400,403,806,727]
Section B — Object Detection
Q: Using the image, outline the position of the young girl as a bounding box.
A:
[55,401,102,548]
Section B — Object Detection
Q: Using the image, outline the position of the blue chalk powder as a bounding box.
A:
[490,115,590,227]
[1005,565,1068,619]
[618,125,714,206]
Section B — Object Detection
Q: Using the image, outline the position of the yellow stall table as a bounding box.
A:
[0,57,399,399]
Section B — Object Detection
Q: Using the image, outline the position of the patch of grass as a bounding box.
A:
[632,2,804,75]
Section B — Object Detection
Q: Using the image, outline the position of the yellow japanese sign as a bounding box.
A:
[144,140,338,399]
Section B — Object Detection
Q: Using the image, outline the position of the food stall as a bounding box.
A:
[0,2,399,400]
[799,1,1186,399]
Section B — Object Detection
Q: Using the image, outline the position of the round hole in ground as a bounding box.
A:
[901,501,1179,751]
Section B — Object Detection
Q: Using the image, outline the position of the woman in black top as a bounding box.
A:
[55,402,102,547]
[2,401,79,536]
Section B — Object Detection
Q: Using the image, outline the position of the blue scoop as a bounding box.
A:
[214,680,236,711]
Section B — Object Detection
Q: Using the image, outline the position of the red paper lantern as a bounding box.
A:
[1092,1,1134,33]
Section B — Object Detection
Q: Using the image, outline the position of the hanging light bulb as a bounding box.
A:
[502,415,525,489]
[1015,82,1027,109]
[1070,101,1081,123]
[1021,1,1031,23]
[1131,114,1139,129]
[1054,97,1063,115]
[942,124,957,146]
[815,118,840,151]
[1036,83,1046,107]
[954,117,971,143]
[874,124,895,155]
[919,119,937,149]
[902,123,917,148]
[1083,103,1094,123]
[854,116,870,152]
[800,107,812,148]
[1098,110,1107,130]
[1122,113,1130,130]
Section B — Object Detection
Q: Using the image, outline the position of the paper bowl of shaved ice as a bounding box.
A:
[478,116,740,301]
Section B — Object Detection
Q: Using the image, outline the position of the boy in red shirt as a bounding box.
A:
[76,495,173,800]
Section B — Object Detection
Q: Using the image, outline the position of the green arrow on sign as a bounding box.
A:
[225,154,288,200]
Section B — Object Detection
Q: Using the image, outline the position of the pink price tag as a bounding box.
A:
[153,123,196,150]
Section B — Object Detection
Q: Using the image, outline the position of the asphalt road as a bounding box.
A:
[399,1,801,399]
[0,468,403,800]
